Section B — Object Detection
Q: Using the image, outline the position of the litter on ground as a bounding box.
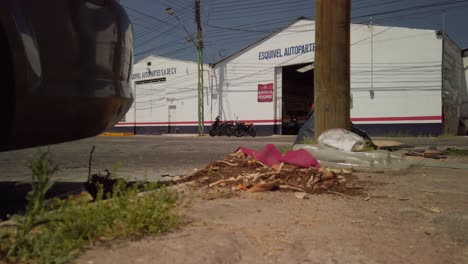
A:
[173,145,364,197]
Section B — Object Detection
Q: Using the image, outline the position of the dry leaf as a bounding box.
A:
[272,162,284,172]
[247,182,279,193]
[321,170,335,181]
[294,192,309,199]
[235,184,247,191]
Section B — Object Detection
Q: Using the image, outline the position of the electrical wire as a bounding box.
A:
[128,0,468,61]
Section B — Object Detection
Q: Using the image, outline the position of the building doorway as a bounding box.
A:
[168,105,177,134]
[281,63,314,135]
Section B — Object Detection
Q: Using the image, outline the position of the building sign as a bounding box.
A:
[131,67,177,80]
[258,43,315,61]
[258,83,273,102]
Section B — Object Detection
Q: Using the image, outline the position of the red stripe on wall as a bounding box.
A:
[351,116,442,122]
[117,120,282,126]
[117,116,442,126]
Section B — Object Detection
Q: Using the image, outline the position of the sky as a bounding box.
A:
[121,0,468,63]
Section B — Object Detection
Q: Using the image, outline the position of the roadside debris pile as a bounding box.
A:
[406,148,447,159]
[174,146,363,196]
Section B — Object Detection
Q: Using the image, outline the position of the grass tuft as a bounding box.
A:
[446,147,468,156]
[0,149,182,264]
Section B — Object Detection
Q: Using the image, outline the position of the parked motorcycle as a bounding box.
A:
[233,120,256,137]
[209,116,234,137]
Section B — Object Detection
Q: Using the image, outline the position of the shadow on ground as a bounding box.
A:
[0,182,86,220]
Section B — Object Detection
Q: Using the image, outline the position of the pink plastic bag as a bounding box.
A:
[238,144,320,168]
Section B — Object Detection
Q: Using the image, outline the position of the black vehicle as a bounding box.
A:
[0,0,133,151]
[209,116,234,137]
[233,120,256,137]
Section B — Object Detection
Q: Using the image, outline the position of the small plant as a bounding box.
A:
[382,131,437,138]
[298,138,317,145]
[446,147,468,156]
[439,133,456,138]
[0,149,183,264]
[6,149,57,258]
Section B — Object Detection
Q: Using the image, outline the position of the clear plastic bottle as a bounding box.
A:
[293,144,409,171]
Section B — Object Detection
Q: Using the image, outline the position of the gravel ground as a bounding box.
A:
[1,135,467,263]
[77,161,468,264]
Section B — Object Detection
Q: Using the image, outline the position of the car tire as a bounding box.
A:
[0,24,15,149]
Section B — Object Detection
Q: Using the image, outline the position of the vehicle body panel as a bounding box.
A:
[0,0,134,151]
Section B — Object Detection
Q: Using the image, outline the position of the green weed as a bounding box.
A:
[0,150,182,264]
[438,133,456,138]
[297,138,317,145]
[446,147,468,156]
[5,149,58,259]
[380,131,437,138]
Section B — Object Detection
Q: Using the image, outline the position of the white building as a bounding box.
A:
[114,18,468,136]
[461,49,468,133]
[115,56,210,134]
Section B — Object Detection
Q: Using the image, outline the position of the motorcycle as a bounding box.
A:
[233,119,256,137]
[209,116,234,137]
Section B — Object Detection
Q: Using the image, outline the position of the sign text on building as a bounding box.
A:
[258,83,274,102]
[258,43,315,61]
[131,67,177,80]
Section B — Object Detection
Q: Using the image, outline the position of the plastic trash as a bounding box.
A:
[318,128,366,152]
[293,144,410,171]
[238,144,320,168]
[294,110,373,145]
[294,112,315,144]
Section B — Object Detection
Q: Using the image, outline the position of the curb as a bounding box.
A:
[99,132,134,137]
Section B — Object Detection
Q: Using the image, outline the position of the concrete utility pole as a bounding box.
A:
[195,0,204,136]
[314,0,351,139]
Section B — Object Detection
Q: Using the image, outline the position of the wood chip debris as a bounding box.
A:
[406,149,447,159]
[172,149,364,197]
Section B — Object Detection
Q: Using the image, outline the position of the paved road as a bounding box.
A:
[1,135,467,219]
[1,135,468,183]
[0,136,296,183]
[0,135,295,218]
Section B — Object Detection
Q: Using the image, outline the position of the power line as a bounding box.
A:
[211,5,313,20]
[134,17,179,38]
[129,0,468,61]
[352,0,408,11]
[352,0,468,19]
[172,0,193,10]
[212,0,311,12]
[351,27,393,46]
[368,3,468,24]
[123,5,183,29]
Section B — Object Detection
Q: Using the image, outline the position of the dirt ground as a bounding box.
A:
[77,156,468,264]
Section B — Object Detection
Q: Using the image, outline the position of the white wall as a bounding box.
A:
[212,20,315,124]
[350,25,442,123]
[212,20,443,127]
[117,20,445,134]
[117,56,210,128]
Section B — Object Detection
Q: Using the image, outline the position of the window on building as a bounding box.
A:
[147,61,151,66]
